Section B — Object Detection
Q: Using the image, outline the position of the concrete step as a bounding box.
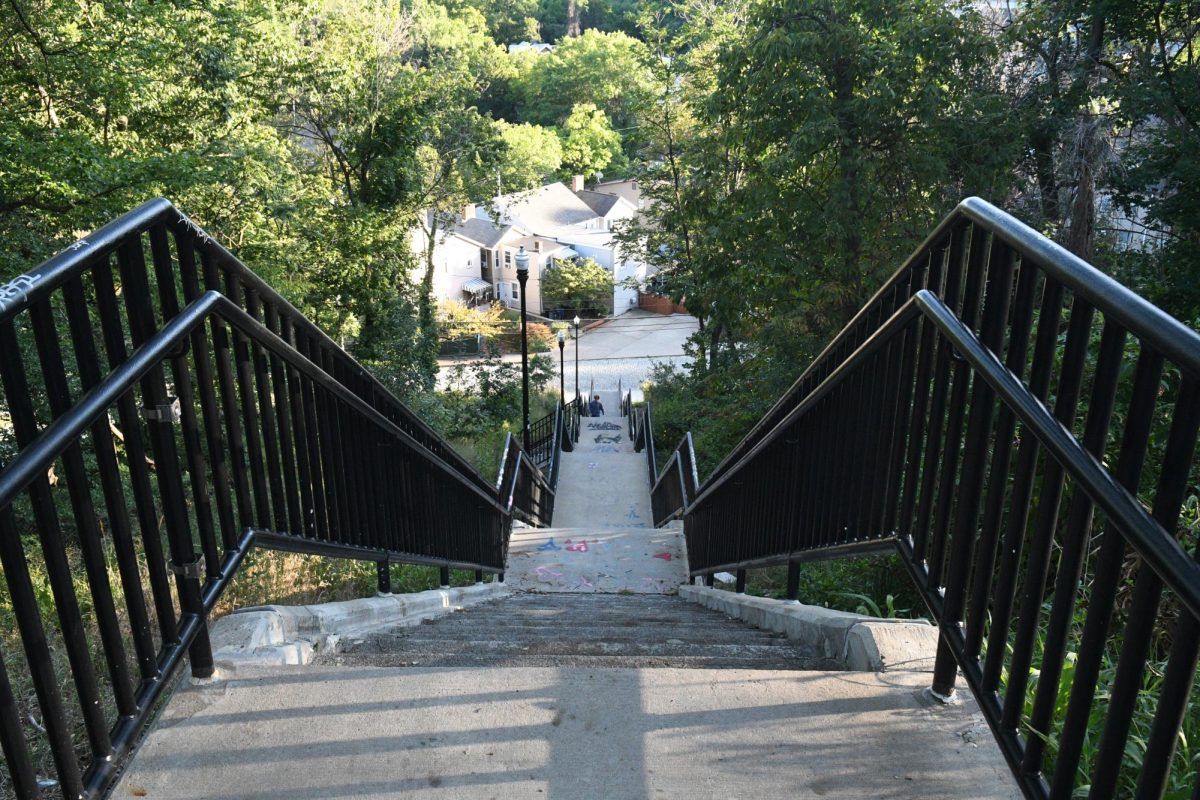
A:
[325,593,830,671]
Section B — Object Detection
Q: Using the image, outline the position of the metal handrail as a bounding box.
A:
[703,196,1200,490]
[0,292,506,516]
[0,197,494,496]
[0,199,525,799]
[671,196,1200,799]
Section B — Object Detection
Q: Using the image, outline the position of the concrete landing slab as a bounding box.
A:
[117,666,1019,799]
[554,414,653,530]
[506,527,687,593]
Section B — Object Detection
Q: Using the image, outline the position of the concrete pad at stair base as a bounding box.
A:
[506,527,687,593]
[679,585,939,672]
[116,665,1018,799]
[210,582,509,669]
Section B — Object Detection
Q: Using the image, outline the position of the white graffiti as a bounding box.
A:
[177,212,211,244]
[67,239,91,252]
[0,272,43,313]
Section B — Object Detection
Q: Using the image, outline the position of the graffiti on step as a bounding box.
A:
[587,422,622,431]
[537,537,562,552]
[594,434,621,444]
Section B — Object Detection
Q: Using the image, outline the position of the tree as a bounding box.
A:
[496,121,564,191]
[540,257,614,314]
[515,29,653,129]
[559,103,624,179]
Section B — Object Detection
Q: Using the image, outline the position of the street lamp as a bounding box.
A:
[557,330,565,404]
[573,314,581,405]
[516,246,530,452]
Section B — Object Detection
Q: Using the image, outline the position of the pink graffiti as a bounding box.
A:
[534,566,563,582]
[565,539,589,553]
[653,552,673,561]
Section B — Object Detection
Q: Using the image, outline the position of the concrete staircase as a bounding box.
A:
[114,411,1022,799]
[321,593,841,670]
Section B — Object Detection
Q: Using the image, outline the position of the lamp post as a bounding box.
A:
[516,246,530,452]
[573,314,581,404]
[557,330,565,404]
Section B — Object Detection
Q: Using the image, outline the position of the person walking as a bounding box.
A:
[588,394,605,416]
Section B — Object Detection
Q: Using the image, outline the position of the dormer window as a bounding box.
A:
[533,240,542,252]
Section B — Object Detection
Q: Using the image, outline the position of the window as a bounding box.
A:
[504,250,512,266]
[533,240,542,252]
[512,282,520,300]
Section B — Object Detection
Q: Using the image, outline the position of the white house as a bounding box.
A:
[414,177,649,318]
[508,41,554,55]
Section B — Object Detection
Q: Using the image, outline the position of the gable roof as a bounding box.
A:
[493,182,599,234]
[573,189,623,217]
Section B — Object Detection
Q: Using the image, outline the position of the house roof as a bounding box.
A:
[451,217,510,248]
[493,183,599,235]
[574,189,622,217]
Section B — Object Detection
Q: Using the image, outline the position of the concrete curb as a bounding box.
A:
[210,582,511,669]
[677,585,938,672]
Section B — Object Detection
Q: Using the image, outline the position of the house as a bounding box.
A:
[414,176,650,318]
[508,41,554,55]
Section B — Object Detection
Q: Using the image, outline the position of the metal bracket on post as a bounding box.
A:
[169,554,205,582]
[142,396,181,424]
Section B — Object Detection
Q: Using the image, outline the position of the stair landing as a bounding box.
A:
[506,527,686,593]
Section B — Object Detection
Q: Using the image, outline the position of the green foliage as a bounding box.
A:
[540,256,615,315]
[516,30,653,129]
[495,120,564,191]
[559,103,625,180]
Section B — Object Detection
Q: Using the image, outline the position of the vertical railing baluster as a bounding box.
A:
[0,317,112,759]
[1000,292,1094,733]
[92,260,180,647]
[1050,348,1163,797]
[62,273,158,681]
[201,253,255,533]
[117,239,214,679]
[1089,377,1200,797]
[930,240,1014,698]
[176,236,239,554]
[982,277,1064,693]
[1019,319,1124,776]
[148,225,221,582]
[28,298,137,718]
[963,255,1039,660]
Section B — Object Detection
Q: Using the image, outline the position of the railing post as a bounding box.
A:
[786,561,800,602]
[440,565,451,588]
[475,569,484,584]
[930,635,957,702]
[735,569,747,593]
[704,573,715,587]
[377,560,391,594]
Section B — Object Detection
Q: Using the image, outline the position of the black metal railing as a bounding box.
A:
[656,197,1200,799]
[0,198,533,798]
[495,432,556,527]
[650,431,696,527]
[624,391,659,489]
[527,405,559,473]
[563,397,581,445]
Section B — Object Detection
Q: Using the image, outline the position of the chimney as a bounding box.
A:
[571,175,585,193]
[462,203,475,222]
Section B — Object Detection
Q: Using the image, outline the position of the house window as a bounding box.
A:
[504,250,512,266]
[533,240,542,252]
[512,282,520,300]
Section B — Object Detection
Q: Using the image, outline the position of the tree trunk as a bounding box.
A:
[1064,12,1106,262]
[567,0,580,37]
